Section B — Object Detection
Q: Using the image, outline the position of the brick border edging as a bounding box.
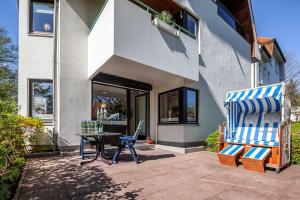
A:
[13,162,27,200]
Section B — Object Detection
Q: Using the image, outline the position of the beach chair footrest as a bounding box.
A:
[242,147,271,173]
[217,144,244,167]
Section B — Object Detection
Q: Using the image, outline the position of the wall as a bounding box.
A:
[259,50,283,86]
[116,0,251,144]
[88,0,115,78]
[177,0,251,140]
[58,0,102,148]
[88,0,199,81]
[18,0,54,117]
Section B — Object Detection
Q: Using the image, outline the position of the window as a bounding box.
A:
[185,89,197,123]
[29,80,53,120]
[30,0,54,34]
[175,10,198,37]
[185,12,198,37]
[92,84,127,125]
[159,90,180,123]
[159,87,198,124]
[216,1,245,39]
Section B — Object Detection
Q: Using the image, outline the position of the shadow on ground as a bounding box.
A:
[19,156,143,199]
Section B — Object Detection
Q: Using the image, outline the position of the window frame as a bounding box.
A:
[182,10,198,37]
[29,79,54,119]
[158,87,199,125]
[29,0,54,35]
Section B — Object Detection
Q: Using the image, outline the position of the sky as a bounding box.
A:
[0,0,299,62]
[252,0,300,61]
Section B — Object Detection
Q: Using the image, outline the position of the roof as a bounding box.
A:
[257,37,286,63]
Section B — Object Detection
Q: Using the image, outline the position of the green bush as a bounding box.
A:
[292,122,300,135]
[0,157,25,200]
[206,130,219,152]
[0,100,43,199]
[292,133,300,165]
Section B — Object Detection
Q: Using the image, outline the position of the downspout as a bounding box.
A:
[53,0,59,149]
[155,85,158,145]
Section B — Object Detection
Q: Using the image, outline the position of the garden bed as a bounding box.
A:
[0,157,26,200]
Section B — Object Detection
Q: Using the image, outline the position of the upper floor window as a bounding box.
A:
[184,11,198,37]
[29,79,53,120]
[175,10,198,37]
[216,0,245,39]
[30,0,54,34]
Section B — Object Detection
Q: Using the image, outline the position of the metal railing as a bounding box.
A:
[90,0,197,39]
[130,0,197,39]
[215,0,246,38]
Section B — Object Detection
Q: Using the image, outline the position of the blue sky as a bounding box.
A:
[0,0,299,62]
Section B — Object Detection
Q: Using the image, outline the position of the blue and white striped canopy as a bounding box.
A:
[225,83,285,141]
[226,83,284,103]
[225,83,284,114]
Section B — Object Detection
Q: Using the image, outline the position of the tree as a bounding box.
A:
[285,52,300,82]
[0,26,18,101]
[286,79,300,106]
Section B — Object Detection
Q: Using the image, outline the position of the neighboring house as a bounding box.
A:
[291,106,300,122]
[251,37,286,87]
[18,0,260,152]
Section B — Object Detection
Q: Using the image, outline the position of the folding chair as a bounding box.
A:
[110,120,144,164]
[80,120,98,159]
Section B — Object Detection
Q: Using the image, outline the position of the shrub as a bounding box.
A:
[0,100,44,199]
[206,130,219,152]
[292,133,300,165]
[0,157,25,200]
[292,122,300,135]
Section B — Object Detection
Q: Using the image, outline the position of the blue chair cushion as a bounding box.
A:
[243,147,271,160]
[219,144,244,156]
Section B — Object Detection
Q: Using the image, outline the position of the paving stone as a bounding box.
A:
[18,150,300,200]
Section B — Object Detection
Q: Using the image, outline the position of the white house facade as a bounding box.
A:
[18,0,259,152]
[251,37,286,88]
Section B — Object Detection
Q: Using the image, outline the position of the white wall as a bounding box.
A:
[259,54,282,86]
[58,0,101,147]
[90,0,251,144]
[18,0,54,116]
[88,0,115,78]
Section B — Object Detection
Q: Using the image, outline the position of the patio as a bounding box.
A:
[17,149,300,200]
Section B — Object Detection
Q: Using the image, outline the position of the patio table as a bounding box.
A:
[76,132,121,165]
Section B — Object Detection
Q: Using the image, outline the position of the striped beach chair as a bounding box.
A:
[218,83,291,173]
[242,147,271,173]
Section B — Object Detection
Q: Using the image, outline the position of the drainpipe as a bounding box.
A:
[155,85,158,145]
[53,0,59,149]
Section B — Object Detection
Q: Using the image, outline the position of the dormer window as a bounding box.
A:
[30,0,54,34]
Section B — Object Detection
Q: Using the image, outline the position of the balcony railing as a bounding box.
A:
[216,0,246,39]
[129,0,197,39]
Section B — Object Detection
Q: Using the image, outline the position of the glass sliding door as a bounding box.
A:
[92,81,150,139]
[135,94,148,140]
[92,84,128,134]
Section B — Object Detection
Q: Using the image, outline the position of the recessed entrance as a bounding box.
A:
[92,74,151,139]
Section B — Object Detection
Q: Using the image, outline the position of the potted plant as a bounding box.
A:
[153,10,180,37]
